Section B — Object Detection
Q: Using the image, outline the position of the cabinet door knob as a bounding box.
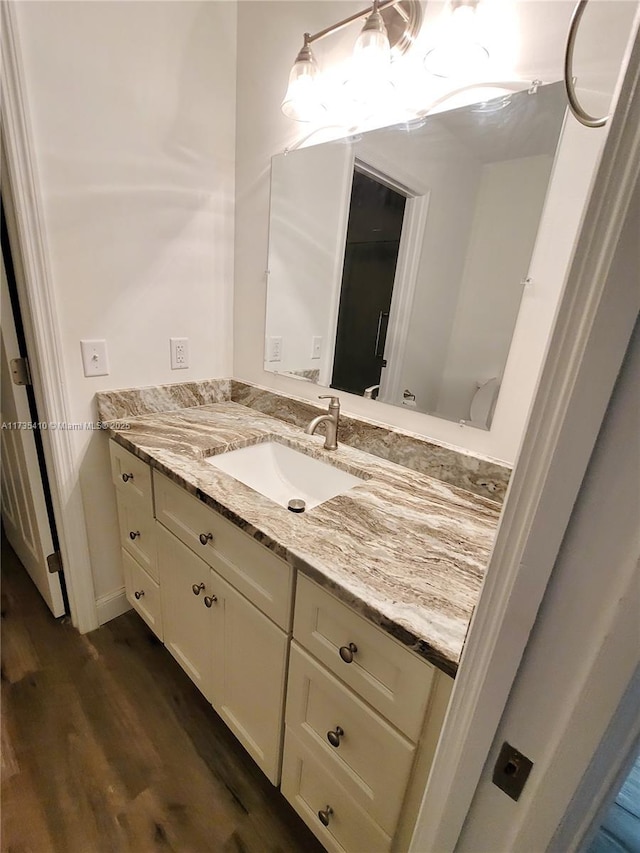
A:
[199,532,213,546]
[129,530,140,540]
[327,726,344,748]
[134,590,144,600]
[339,642,358,663]
[204,595,217,608]
[192,582,205,596]
[122,472,134,483]
[318,805,333,827]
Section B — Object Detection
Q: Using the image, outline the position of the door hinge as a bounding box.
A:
[10,356,31,386]
[47,550,63,574]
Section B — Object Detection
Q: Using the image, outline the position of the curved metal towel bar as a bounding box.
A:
[564,0,610,128]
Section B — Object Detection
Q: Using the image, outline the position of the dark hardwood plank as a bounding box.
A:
[1,534,324,853]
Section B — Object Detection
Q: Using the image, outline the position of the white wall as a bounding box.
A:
[395,147,480,414]
[265,142,352,378]
[13,1,237,608]
[234,1,610,465]
[436,154,553,422]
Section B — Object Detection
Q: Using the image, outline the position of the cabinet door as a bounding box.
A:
[115,490,157,581]
[153,471,293,629]
[157,523,213,699]
[208,572,289,786]
[109,440,153,510]
[122,549,163,640]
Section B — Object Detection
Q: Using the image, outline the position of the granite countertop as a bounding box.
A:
[106,401,501,677]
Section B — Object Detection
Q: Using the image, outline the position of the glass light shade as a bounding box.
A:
[352,9,392,83]
[424,3,490,79]
[281,44,327,122]
[345,6,394,120]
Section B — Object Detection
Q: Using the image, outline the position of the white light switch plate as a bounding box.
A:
[311,336,322,359]
[80,339,109,377]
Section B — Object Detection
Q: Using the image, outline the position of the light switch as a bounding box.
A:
[311,336,322,359]
[80,339,109,377]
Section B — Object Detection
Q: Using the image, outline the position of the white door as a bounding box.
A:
[1,252,65,617]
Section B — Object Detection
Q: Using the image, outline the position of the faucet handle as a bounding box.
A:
[318,395,340,407]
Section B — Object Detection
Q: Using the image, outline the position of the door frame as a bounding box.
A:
[1,3,98,633]
[410,22,640,853]
[349,157,430,406]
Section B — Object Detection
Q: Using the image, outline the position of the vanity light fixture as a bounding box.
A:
[281,0,422,122]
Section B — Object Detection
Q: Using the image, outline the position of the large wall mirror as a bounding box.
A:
[264,82,567,429]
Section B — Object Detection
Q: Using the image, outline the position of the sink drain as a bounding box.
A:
[287,499,306,513]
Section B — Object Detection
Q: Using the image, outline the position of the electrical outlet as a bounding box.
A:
[311,336,322,360]
[80,339,109,377]
[170,337,189,370]
[268,336,283,363]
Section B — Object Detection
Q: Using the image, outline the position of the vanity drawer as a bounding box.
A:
[286,642,415,835]
[115,491,157,581]
[281,729,392,853]
[122,549,162,640]
[294,575,434,741]
[153,471,293,629]
[109,440,153,510]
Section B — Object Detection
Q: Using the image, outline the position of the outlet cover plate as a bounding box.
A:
[170,337,189,370]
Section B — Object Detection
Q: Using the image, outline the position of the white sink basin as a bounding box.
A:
[206,441,365,511]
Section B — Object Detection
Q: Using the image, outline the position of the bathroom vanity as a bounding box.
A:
[105,396,501,852]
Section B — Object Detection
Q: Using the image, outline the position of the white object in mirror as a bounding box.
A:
[264,82,567,430]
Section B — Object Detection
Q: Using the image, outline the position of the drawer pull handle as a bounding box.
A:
[327,726,344,748]
[192,582,205,596]
[318,805,333,827]
[339,642,358,663]
[134,590,144,600]
[122,473,134,483]
[199,532,213,546]
[129,530,140,540]
[204,595,217,608]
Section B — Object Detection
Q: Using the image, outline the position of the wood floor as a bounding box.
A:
[1,535,325,853]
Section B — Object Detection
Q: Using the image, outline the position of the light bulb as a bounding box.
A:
[281,39,327,122]
[424,0,490,80]
[353,8,391,80]
[345,4,394,118]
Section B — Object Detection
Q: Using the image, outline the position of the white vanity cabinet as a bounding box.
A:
[109,443,293,786]
[109,440,452,850]
[282,575,450,853]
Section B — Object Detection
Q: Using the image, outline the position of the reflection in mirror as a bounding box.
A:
[264,82,567,429]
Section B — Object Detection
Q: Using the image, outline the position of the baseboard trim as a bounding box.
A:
[96,588,131,626]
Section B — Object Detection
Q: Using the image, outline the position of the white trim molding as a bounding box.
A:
[1,2,99,633]
[410,20,640,853]
[96,588,131,626]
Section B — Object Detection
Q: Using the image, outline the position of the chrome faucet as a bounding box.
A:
[363,384,380,400]
[305,395,340,451]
